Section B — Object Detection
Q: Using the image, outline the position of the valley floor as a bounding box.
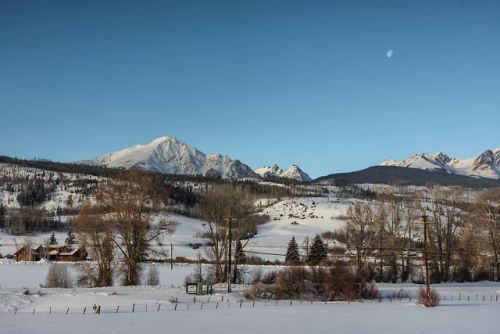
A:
[1,260,500,334]
[2,293,500,334]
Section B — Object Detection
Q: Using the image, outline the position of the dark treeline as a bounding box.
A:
[0,208,67,235]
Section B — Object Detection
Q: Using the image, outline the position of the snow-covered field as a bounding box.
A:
[1,282,500,334]
[245,196,352,260]
[1,252,500,334]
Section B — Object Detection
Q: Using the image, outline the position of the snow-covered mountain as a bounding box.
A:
[254,164,312,182]
[381,148,500,179]
[84,136,258,180]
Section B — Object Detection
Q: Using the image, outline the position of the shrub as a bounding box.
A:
[245,265,379,302]
[144,266,160,286]
[418,287,439,307]
[45,264,73,288]
[389,288,410,299]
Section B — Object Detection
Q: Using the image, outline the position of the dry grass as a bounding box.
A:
[418,287,440,307]
[245,265,380,302]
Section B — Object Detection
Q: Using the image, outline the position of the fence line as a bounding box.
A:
[5,293,500,316]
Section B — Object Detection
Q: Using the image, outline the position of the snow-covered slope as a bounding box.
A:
[381,149,500,179]
[254,164,312,182]
[0,163,100,211]
[84,136,258,180]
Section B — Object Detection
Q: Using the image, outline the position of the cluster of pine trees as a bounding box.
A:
[285,235,328,264]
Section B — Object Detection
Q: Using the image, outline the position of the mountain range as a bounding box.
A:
[82,136,499,184]
[84,136,311,181]
[254,164,312,182]
[381,149,500,179]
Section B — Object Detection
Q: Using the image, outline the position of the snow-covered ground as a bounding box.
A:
[1,282,500,334]
[0,260,282,291]
[246,196,352,260]
[0,162,100,211]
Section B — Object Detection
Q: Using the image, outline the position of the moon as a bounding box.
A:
[386,49,394,58]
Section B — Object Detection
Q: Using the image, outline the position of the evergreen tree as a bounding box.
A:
[307,234,327,263]
[235,240,246,264]
[65,229,76,245]
[285,236,300,263]
[49,232,58,245]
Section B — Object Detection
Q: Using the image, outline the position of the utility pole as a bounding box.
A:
[170,242,173,270]
[414,213,432,298]
[227,217,232,293]
[422,214,430,296]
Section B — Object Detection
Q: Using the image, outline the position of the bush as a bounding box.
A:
[245,265,379,302]
[144,266,160,286]
[45,264,73,288]
[418,287,439,307]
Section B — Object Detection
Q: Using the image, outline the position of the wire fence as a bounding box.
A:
[6,293,500,316]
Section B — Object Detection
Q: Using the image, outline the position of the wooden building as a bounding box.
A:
[14,244,87,262]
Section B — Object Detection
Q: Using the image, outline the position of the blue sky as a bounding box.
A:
[1,0,499,177]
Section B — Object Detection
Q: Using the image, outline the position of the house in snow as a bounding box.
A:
[14,244,87,262]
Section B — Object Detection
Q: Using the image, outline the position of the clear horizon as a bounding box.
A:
[1,0,499,178]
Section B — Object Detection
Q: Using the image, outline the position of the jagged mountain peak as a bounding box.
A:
[254,164,311,182]
[381,148,500,179]
[84,136,257,180]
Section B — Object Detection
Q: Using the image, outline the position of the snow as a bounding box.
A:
[255,164,312,182]
[1,282,500,333]
[1,195,352,262]
[0,162,101,210]
[84,136,258,179]
[0,261,280,291]
[381,149,500,179]
[247,196,351,260]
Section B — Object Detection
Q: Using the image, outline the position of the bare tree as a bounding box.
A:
[428,188,463,282]
[346,203,375,278]
[195,184,254,283]
[144,265,160,286]
[46,264,73,288]
[74,172,175,286]
[74,203,114,287]
[95,171,175,286]
[475,188,500,281]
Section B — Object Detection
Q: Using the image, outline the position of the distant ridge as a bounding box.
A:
[381,149,500,179]
[83,136,311,181]
[254,164,312,182]
[315,166,500,188]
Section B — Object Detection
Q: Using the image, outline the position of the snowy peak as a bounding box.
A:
[85,136,257,180]
[254,164,312,182]
[381,148,500,179]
